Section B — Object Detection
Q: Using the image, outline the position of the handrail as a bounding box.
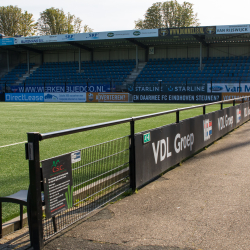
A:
[39,95,250,141]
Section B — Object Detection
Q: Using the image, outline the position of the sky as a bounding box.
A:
[3,0,250,32]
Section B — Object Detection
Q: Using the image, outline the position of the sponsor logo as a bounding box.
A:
[133,31,141,36]
[152,133,194,164]
[244,108,248,117]
[236,109,241,123]
[107,32,114,37]
[51,160,64,173]
[205,26,216,34]
[210,86,223,91]
[218,115,233,131]
[71,151,81,163]
[203,119,212,141]
[88,93,94,101]
[45,94,58,100]
[5,93,44,102]
[64,34,75,40]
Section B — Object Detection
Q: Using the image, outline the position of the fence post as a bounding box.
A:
[129,120,136,191]
[176,110,180,123]
[221,102,223,110]
[27,132,44,249]
[203,105,206,115]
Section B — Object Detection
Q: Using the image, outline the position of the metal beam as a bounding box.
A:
[17,45,43,54]
[126,38,148,50]
[193,35,208,47]
[66,42,93,52]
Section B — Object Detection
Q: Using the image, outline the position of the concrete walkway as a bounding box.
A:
[2,121,250,250]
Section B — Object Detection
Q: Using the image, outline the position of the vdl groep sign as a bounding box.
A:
[134,102,250,188]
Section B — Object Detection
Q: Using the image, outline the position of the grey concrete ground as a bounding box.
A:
[1,121,250,250]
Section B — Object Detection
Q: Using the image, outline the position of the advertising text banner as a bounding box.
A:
[222,93,250,103]
[133,93,221,103]
[159,26,216,36]
[216,25,250,34]
[8,84,109,93]
[87,92,129,102]
[207,83,250,93]
[134,103,249,188]
[129,83,206,93]
[44,93,86,102]
[5,93,44,102]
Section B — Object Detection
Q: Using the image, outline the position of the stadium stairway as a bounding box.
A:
[122,61,146,91]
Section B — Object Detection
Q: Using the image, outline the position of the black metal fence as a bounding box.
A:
[41,136,130,240]
[25,96,250,249]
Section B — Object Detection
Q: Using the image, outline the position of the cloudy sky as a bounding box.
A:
[4,0,250,32]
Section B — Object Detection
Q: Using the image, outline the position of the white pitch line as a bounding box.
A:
[0,141,27,148]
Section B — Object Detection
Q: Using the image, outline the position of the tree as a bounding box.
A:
[0,5,36,37]
[37,7,93,35]
[135,0,199,29]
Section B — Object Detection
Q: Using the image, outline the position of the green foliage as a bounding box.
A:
[37,7,93,35]
[135,0,199,29]
[0,5,36,36]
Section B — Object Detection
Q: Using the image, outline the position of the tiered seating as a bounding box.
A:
[24,60,136,87]
[136,57,250,84]
[0,63,35,84]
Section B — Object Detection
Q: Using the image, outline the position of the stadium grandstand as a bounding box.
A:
[1,25,250,101]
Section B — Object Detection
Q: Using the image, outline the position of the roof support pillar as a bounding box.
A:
[27,51,30,74]
[200,42,202,71]
[79,48,81,72]
[136,45,138,71]
[7,50,9,72]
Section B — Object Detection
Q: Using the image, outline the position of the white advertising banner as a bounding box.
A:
[14,29,158,44]
[216,25,250,34]
[207,83,250,93]
[44,93,86,102]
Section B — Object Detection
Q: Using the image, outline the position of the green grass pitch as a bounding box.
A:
[0,102,230,223]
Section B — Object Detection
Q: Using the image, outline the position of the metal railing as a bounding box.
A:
[26,96,250,249]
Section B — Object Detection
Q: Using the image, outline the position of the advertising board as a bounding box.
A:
[222,93,250,103]
[8,84,109,93]
[5,93,44,102]
[44,93,86,102]
[134,103,250,188]
[129,83,207,93]
[207,83,250,93]
[13,29,158,45]
[133,92,221,103]
[86,92,129,102]
[216,25,250,34]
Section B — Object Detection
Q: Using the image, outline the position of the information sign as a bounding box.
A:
[42,154,73,218]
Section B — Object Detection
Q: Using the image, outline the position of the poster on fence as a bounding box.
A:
[42,154,73,218]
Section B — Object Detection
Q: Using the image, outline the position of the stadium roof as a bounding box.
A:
[1,25,250,53]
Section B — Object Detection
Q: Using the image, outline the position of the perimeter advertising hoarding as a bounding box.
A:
[86,92,129,102]
[7,84,109,93]
[133,92,221,103]
[5,93,44,102]
[134,103,250,188]
[13,29,158,45]
[216,25,250,34]
[222,93,250,103]
[44,93,86,102]
[159,26,216,36]
[207,83,250,93]
[129,83,206,93]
